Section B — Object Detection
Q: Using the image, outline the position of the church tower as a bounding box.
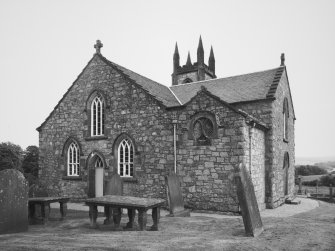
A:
[172,36,216,86]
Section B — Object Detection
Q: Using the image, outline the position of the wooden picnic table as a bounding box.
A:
[85,195,165,231]
[28,197,70,223]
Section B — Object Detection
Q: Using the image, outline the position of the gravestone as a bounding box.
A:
[297,176,302,194]
[0,169,29,234]
[103,173,123,227]
[104,173,123,196]
[329,184,334,203]
[165,174,190,217]
[234,163,263,237]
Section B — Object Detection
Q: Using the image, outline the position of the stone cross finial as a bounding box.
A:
[280,53,285,66]
[94,40,103,54]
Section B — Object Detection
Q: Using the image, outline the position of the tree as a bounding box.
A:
[0,142,23,171]
[22,145,39,177]
[295,165,328,176]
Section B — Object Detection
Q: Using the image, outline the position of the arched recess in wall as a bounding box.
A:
[283,97,289,141]
[112,133,138,178]
[86,150,108,198]
[188,111,218,146]
[183,78,193,84]
[283,152,290,196]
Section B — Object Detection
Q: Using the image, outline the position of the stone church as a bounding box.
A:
[37,37,295,212]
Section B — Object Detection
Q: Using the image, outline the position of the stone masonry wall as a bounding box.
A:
[175,91,251,212]
[233,69,295,208]
[244,127,266,210]
[270,71,295,207]
[234,100,273,208]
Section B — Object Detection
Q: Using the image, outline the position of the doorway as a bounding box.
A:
[87,153,105,198]
[283,152,289,196]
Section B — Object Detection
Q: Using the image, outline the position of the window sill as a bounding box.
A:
[62,176,83,181]
[283,139,289,143]
[84,136,108,141]
[121,177,138,183]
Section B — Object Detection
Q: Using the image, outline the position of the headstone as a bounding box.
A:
[234,163,263,237]
[103,173,123,226]
[165,174,190,217]
[0,169,29,234]
[297,176,302,194]
[329,185,333,203]
[104,173,123,196]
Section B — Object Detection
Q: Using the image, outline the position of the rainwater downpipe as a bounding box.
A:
[173,123,177,174]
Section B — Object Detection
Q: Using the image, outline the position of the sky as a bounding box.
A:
[0,0,334,160]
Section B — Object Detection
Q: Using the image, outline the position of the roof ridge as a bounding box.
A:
[100,55,168,89]
[266,66,285,98]
[170,67,281,88]
[97,54,180,107]
[168,87,182,105]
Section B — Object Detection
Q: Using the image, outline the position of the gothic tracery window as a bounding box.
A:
[95,155,104,168]
[118,138,134,177]
[91,94,105,136]
[193,117,215,145]
[67,142,80,176]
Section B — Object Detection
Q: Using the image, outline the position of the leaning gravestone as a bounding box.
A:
[165,174,190,217]
[234,163,263,237]
[0,169,29,234]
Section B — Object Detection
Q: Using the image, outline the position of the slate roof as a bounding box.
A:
[99,55,181,107]
[170,67,283,105]
[37,52,287,131]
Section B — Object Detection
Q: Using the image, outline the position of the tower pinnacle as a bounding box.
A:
[209,46,215,74]
[197,36,204,65]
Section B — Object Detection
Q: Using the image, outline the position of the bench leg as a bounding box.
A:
[150,207,160,231]
[89,205,98,228]
[41,203,50,223]
[60,202,67,219]
[125,208,136,229]
[104,206,112,225]
[113,208,122,229]
[138,209,147,231]
[28,203,35,223]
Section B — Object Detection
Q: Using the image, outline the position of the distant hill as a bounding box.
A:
[296,156,335,165]
[314,161,335,172]
[296,157,335,173]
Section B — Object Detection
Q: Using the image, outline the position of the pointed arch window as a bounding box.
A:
[95,155,104,168]
[67,142,80,176]
[283,152,290,195]
[283,98,289,141]
[91,94,105,136]
[118,138,134,177]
